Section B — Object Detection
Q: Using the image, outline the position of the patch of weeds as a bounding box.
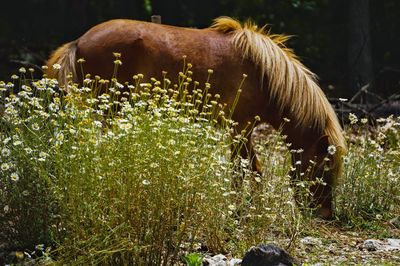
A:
[1,62,399,265]
[335,115,400,224]
[183,252,204,266]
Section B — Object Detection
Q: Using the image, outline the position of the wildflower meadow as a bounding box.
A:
[0,61,399,265]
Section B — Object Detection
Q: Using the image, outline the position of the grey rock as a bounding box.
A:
[300,236,322,247]
[203,254,242,266]
[362,239,400,251]
[204,254,227,266]
[228,258,242,265]
[212,254,227,261]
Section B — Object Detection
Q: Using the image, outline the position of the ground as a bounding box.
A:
[295,221,400,265]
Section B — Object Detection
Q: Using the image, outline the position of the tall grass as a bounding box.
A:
[0,63,399,265]
[0,65,248,264]
[335,115,400,224]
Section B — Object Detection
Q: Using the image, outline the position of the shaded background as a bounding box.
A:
[0,0,399,98]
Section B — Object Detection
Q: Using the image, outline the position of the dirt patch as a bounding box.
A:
[295,222,400,265]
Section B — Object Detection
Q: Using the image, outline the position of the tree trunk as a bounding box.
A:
[348,0,373,98]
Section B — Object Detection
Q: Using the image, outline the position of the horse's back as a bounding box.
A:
[76,19,238,83]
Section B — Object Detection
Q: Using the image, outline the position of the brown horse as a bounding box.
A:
[46,17,346,219]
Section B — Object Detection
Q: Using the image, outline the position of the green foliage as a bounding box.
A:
[183,252,204,266]
[0,64,245,264]
[0,76,62,249]
[335,115,400,225]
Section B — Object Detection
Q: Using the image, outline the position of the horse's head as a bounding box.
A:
[292,133,344,219]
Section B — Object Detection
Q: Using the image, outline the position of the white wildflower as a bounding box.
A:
[228,204,236,211]
[83,78,92,84]
[327,145,337,155]
[13,140,22,146]
[167,139,176,145]
[348,113,358,124]
[94,121,103,128]
[39,151,48,161]
[1,162,10,171]
[1,148,11,157]
[150,162,159,168]
[48,103,59,112]
[139,83,152,88]
[10,173,19,182]
[55,132,64,142]
[119,122,132,131]
[32,123,40,131]
[116,82,124,89]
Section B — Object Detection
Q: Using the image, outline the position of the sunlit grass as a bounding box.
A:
[0,64,248,264]
[335,115,400,225]
[0,62,399,264]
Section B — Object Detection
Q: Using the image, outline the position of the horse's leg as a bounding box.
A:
[290,153,308,211]
[291,135,334,219]
[310,177,334,219]
[231,127,262,193]
[242,136,262,173]
[310,136,335,219]
[241,128,265,200]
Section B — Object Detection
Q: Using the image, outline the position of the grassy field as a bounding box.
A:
[0,65,399,265]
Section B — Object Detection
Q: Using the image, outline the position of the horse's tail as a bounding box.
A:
[46,40,78,87]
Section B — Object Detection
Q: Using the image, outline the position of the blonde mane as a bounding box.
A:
[211,17,346,171]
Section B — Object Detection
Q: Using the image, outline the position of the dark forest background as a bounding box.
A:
[0,0,399,98]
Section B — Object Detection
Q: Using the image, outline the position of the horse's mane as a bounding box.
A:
[211,17,346,172]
